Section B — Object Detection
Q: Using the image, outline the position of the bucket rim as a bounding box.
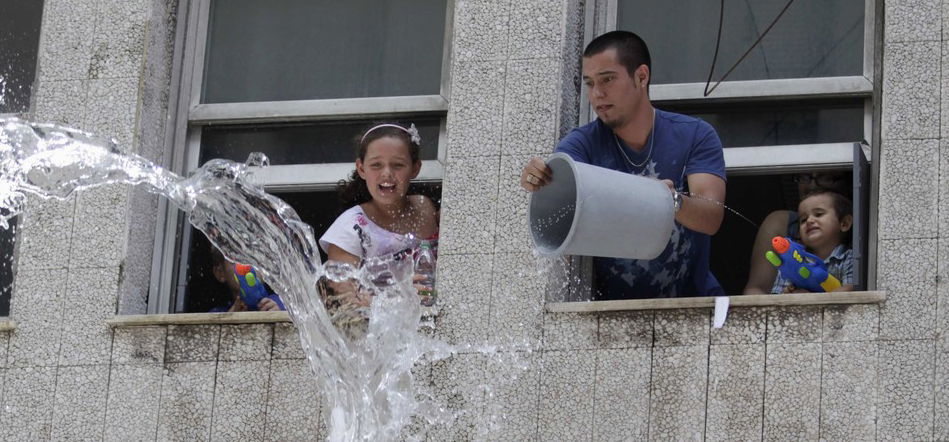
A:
[527,152,581,256]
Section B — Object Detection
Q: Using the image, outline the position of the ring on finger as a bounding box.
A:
[527,175,537,185]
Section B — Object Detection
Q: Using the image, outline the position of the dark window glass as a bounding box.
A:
[710,172,853,294]
[662,99,864,148]
[178,185,441,312]
[618,0,863,84]
[0,0,44,113]
[199,118,441,166]
[0,216,17,316]
[202,0,447,103]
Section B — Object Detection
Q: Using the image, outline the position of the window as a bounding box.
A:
[0,0,44,114]
[0,217,16,317]
[570,0,876,299]
[1,1,44,316]
[150,0,452,313]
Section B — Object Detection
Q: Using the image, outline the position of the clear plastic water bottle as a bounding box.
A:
[415,241,437,306]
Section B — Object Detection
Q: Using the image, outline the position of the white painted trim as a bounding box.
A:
[248,160,445,191]
[723,142,857,175]
[651,76,872,103]
[189,95,449,125]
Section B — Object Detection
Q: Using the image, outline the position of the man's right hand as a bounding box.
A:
[520,157,552,192]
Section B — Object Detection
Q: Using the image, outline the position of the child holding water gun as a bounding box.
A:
[744,172,851,294]
[209,247,285,312]
[318,123,439,310]
[771,189,855,294]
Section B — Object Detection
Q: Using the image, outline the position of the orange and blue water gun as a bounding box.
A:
[765,236,841,293]
[233,264,283,310]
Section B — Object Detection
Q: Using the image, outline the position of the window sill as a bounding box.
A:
[0,319,16,331]
[107,306,439,328]
[107,311,292,327]
[546,291,886,313]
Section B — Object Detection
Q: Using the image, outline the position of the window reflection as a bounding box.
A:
[618,0,864,84]
[202,0,447,103]
[0,1,44,113]
[662,99,863,147]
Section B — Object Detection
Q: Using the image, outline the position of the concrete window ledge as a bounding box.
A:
[0,318,17,331]
[107,311,292,327]
[107,307,439,328]
[546,290,886,313]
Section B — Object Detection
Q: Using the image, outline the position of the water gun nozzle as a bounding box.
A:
[771,236,790,254]
[235,264,252,276]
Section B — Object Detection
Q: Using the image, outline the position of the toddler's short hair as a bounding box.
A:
[799,189,852,220]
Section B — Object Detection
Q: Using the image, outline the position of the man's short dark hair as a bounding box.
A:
[583,31,651,77]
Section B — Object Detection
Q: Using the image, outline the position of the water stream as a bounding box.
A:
[0,117,530,440]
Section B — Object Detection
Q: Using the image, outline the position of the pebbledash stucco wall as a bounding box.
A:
[1,0,947,440]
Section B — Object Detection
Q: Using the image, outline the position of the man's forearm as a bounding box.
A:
[675,193,724,235]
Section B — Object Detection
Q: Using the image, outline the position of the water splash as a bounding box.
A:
[0,117,527,440]
[679,191,759,228]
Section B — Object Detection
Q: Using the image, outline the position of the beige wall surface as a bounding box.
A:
[1,0,947,440]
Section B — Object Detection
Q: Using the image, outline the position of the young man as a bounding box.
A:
[521,31,727,299]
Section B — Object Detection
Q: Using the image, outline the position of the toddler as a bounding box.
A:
[772,189,855,293]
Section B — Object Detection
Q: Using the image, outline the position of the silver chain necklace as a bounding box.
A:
[613,110,656,168]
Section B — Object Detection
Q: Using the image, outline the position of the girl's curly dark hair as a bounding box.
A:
[337,123,421,208]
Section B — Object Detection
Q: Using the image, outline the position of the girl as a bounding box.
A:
[319,123,439,308]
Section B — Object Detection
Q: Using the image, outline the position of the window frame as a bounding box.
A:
[0,0,45,317]
[0,0,45,115]
[148,0,455,314]
[0,217,20,318]
[556,0,880,301]
[588,0,877,166]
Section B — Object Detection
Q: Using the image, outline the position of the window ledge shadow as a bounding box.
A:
[546,290,886,313]
[0,318,16,331]
[107,306,440,328]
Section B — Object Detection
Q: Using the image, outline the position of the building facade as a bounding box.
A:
[0,0,946,440]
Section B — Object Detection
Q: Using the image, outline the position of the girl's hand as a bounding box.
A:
[256,298,281,311]
[782,284,809,294]
[413,274,434,305]
[412,274,426,291]
[328,289,372,309]
[350,290,373,308]
[227,298,247,312]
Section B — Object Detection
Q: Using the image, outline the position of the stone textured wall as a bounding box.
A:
[2,0,149,438]
[435,0,947,440]
[2,0,947,440]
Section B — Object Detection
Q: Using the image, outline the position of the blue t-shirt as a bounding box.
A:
[555,109,726,299]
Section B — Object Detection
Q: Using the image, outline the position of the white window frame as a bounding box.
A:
[148,0,454,314]
[563,0,880,299]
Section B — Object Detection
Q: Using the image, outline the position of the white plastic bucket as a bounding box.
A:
[528,152,675,259]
